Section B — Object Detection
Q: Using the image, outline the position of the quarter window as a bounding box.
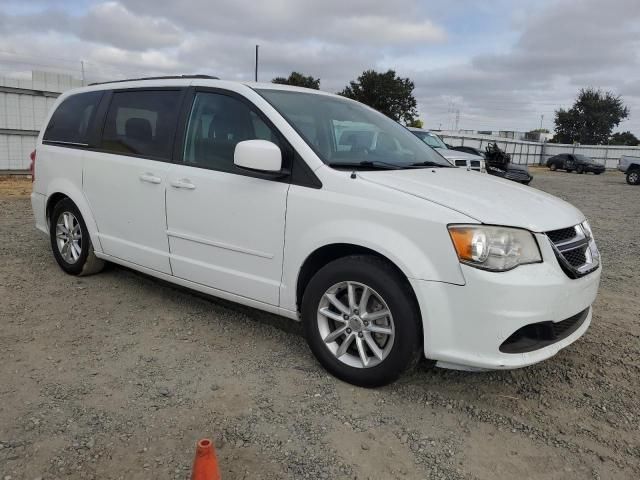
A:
[182,92,281,172]
[43,91,103,145]
[101,90,182,161]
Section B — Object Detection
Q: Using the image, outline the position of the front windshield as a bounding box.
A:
[411,130,447,149]
[257,89,452,169]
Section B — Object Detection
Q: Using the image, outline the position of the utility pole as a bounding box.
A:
[254,45,259,82]
[80,60,85,86]
[539,114,544,130]
[455,109,460,131]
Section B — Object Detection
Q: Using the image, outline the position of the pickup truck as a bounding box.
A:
[618,155,640,185]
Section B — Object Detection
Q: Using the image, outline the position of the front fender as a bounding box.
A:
[280,182,470,312]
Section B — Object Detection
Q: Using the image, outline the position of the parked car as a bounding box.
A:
[483,142,533,185]
[31,76,601,387]
[408,128,485,172]
[450,145,485,158]
[617,155,640,185]
[546,154,605,174]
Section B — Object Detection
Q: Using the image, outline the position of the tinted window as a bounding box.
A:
[43,91,103,145]
[101,90,182,160]
[182,92,281,172]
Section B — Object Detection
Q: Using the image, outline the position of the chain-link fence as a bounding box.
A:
[440,133,640,168]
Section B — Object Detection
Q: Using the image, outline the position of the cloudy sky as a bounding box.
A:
[1,0,639,133]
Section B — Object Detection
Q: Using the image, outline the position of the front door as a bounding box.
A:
[83,89,183,274]
[165,90,289,305]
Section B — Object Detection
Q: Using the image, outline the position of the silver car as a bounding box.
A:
[618,155,640,185]
[408,128,485,172]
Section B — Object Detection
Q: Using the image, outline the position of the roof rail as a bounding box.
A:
[88,74,219,86]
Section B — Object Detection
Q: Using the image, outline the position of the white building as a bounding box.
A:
[0,71,83,172]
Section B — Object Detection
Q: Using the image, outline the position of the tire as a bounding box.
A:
[576,166,585,174]
[566,169,573,173]
[50,198,105,276]
[301,255,422,387]
[549,163,557,171]
[594,171,602,175]
[627,170,640,185]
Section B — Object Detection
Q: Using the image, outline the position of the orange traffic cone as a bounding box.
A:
[191,438,221,480]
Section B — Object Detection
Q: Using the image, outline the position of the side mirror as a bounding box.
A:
[234,140,282,173]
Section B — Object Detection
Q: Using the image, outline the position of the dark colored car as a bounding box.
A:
[546,154,605,174]
[450,145,485,158]
[483,142,533,185]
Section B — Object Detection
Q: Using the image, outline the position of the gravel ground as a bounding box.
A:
[1,170,638,480]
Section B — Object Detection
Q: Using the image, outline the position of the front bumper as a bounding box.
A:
[411,233,601,370]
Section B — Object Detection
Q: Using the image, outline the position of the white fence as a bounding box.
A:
[0,70,79,172]
[440,133,640,169]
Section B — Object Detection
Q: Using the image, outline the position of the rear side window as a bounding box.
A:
[101,90,182,161]
[43,91,103,145]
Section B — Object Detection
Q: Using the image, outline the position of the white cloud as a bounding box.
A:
[0,0,639,133]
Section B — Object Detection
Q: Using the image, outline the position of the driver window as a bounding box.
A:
[183,92,280,173]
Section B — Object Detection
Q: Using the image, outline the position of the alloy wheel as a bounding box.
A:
[317,281,395,368]
[55,211,82,264]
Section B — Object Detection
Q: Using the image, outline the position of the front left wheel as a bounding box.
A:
[301,255,422,387]
[627,170,640,185]
[50,198,105,276]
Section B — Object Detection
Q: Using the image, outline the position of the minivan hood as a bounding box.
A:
[358,168,584,232]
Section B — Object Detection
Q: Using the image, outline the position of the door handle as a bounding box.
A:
[140,173,161,184]
[170,179,196,190]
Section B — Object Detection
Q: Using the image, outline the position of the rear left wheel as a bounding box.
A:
[627,170,640,185]
[301,255,422,387]
[50,198,104,276]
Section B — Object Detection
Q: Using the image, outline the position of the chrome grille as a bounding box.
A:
[546,224,599,279]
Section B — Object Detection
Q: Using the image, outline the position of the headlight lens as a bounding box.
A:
[581,220,593,239]
[448,225,542,271]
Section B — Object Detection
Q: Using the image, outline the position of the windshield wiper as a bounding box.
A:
[409,161,451,168]
[328,160,404,170]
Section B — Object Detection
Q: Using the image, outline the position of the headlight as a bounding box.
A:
[581,220,593,239]
[448,225,542,271]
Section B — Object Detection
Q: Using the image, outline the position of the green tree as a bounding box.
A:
[338,69,418,124]
[609,131,639,146]
[552,88,629,144]
[272,72,320,90]
[407,119,424,128]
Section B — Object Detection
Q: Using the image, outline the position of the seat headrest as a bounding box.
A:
[125,117,152,142]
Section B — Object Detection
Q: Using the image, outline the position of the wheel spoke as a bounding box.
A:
[363,332,384,360]
[63,213,72,230]
[57,224,69,235]
[366,324,393,336]
[347,282,356,312]
[355,336,369,367]
[363,309,390,322]
[325,293,350,315]
[324,325,348,344]
[71,242,81,260]
[358,286,371,313]
[336,333,354,358]
[319,307,347,323]
[60,241,70,261]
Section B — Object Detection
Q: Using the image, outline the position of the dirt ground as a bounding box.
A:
[1,170,639,480]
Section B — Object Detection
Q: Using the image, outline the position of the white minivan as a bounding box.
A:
[31,75,601,387]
